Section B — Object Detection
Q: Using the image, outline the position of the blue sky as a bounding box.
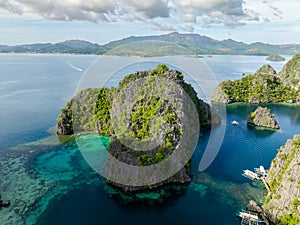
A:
[0,0,299,45]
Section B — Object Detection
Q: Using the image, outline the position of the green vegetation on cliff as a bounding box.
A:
[94,87,114,136]
[57,88,114,135]
[58,64,212,137]
[57,65,217,190]
[212,56,300,104]
[212,73,298,103]
[263,135,300,224]
[278,54,300,90]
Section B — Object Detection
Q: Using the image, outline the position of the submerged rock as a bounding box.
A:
[247,106,280,129]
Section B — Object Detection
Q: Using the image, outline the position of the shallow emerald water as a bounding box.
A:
[0,54,298,225]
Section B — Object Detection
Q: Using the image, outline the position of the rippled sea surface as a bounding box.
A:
[0,54,299,225]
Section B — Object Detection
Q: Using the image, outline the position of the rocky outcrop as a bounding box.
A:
[58,66,219,135]
[263,135,300,224]
[247,200,270,225]
[255,64,277,76]
[57,88,112,135]
[57,65,220,191]
[211,61,300,104]
[266,54,285,61]
[278,54,300,90]
[57,109,73,135]
[247,107,280,129]
[210,84,231,104]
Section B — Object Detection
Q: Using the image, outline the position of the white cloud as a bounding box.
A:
[243,0,300,23]
[0,0,115,22]
[174,0,260,27]
[180,24,195,32]
[123,0,169,18]
[0,0,298,31]
[147,19,175,31]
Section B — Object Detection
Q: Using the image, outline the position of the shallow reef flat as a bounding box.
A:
[0,134,103,225]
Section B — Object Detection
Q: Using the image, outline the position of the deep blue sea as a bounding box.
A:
[0,54,299,225]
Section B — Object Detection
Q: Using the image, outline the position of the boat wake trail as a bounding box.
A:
[229,121,265,161]
[66,61,82,72]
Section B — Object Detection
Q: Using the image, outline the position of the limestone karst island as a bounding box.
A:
[212,55,300,104]
[57,65,219,192]
[247,107,280,129]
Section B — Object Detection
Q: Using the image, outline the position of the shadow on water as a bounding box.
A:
[246,125,277,138]
[104,182,189,206]
[35,182,189,225]
[35,177,240,225]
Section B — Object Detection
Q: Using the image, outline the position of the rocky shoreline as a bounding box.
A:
[262,134,300,224]
[245,135,300,225]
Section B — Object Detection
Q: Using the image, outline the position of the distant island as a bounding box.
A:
[212,54,300,104]
[2,32,300,56]
[57,65,219,191]
[266,54,285,61]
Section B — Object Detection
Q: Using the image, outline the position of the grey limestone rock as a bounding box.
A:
[247,106,280,129]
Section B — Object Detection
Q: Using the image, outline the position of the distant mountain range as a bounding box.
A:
[1,32,300,56]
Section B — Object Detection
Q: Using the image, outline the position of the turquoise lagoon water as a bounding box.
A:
[0,54,299,225]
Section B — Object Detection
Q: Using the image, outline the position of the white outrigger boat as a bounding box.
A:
[237,210,264,225]
[231,120,239,125]
[242,169,259,180]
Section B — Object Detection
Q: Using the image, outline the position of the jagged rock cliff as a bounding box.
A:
[247,106,280,129]
[57,65,220,191]
[263,135,300,224]
[278,54,300,90]
[211,55,300,104]
[57,67,218,135]
[57,108,73,135]
[56,88,107,135]
[255,64,277,76]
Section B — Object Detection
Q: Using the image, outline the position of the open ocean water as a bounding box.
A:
[0,54,299,225]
